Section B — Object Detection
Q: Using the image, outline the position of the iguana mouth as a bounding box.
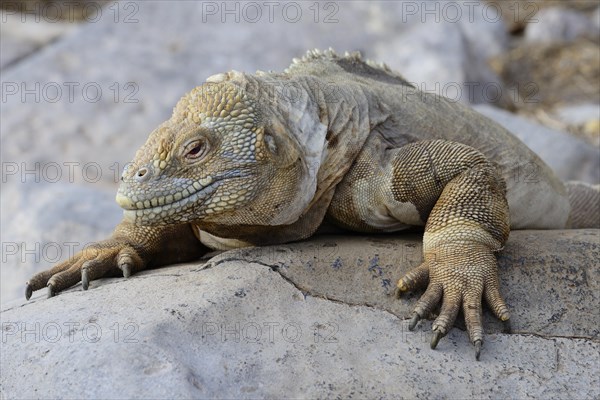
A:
[117,175,217,211]
[121,178,222,221]
[117,170,250,222]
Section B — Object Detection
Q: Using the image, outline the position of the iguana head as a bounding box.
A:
[116,80,321,227]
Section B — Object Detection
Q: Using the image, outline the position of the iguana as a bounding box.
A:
[25,49,599,360]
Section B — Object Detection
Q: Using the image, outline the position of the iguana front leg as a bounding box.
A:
[396,163,510,359]
[329,139,510,359]
[26,221,205,299]
[390,141,510,360]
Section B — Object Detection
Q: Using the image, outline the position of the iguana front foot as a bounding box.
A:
[25,221,204,300]
[396,243,510,361]
[25,241,143,299]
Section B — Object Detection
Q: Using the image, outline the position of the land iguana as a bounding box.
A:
[25,49,599,360]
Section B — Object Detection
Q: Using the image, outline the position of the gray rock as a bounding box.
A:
[472,104,600,183]
[594,6,600,32]
[525,7,600,43]
[0,12,76,69]
[554,103,600,126]
[375,2,511,106]
[0,182,121,304]
[552,102,600,146]
[1,231,598,399]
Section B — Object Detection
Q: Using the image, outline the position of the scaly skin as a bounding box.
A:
[26,49,599,360]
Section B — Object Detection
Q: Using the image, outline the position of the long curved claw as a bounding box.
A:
[47,284,56,298]
[120,262,132,278]
[408,313,420,331]
[474,340,482,361]
[430,330,443,349]
[81,267,90,290]
[25,283,33,301]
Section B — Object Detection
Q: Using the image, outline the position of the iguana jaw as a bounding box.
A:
[117,175,219,225]
[117,169,253,225]
[116,175,215,211]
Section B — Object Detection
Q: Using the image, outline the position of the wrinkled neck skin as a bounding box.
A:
[234,73,381,226]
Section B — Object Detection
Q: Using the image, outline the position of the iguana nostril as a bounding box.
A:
[135,167,151,182]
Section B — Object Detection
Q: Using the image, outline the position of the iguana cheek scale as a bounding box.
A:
[25,49,600,360]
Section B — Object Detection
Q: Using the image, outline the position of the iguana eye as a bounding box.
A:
[184,140,206,160]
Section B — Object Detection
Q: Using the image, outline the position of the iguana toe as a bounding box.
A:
[25,257,78,299]
[46,262,88,296]
[25,224,203,300]
[411,280,442,322]
[396,263,429,296]
[117,251,143,278]
[81,256,122,290]
[81,267,90,290]
[483,276,511,325]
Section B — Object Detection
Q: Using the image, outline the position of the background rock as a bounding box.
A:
[0,13,75,69]
[0,182,121,303]
[473,104,600,183]
[485,0,599,34]
[552,103,600,146]
[525,7,599,43]
[489,38,600,111]
[375,3,513,108]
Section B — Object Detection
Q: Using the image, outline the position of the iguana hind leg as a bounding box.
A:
[26,221,205,299]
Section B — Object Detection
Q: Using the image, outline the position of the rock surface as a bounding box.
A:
[1,231,598,399]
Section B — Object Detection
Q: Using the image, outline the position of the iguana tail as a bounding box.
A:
[566,181,600,228]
